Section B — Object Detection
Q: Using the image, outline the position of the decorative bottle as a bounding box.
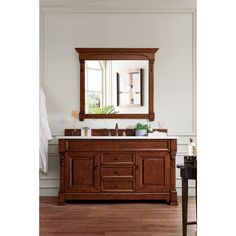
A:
[188,138,197,156]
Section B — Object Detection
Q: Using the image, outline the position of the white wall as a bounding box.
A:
[40,0,197,196]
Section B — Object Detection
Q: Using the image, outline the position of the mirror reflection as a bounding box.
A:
[85,60,149,114]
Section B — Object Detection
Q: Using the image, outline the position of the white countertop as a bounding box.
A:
[57,136,178,140]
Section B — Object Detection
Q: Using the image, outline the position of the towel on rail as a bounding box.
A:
[39,88,52,173]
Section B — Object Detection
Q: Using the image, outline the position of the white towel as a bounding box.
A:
[39,88,52,173]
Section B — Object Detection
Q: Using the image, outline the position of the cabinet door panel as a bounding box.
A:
[65,152,100,192]
[136,152,170,192]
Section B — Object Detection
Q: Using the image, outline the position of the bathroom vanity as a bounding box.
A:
[57,48,178,205]
[58,135,178,205]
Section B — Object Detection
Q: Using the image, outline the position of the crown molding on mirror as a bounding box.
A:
[75,48,158,121]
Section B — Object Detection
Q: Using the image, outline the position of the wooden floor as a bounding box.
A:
[40,197,196,236]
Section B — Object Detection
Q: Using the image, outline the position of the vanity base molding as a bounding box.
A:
[59,193,176,203]
[58,138,178,205]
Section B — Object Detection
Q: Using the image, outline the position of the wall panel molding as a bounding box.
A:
[41,7,196,14]
[40,0,196,10]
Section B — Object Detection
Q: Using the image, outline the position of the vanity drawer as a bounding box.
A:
[102,153,134,164]
[101,180,134,192]
[101,166,134,177]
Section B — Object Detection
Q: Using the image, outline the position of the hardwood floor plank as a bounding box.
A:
[40,197,196,236]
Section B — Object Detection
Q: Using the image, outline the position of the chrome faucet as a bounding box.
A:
[115,123,119,136]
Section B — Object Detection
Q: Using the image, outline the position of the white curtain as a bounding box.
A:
[39,88,52,173]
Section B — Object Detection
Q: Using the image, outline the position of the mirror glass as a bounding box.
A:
[85,60,149,114]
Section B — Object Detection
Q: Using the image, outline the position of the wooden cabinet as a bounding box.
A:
[58,138,177,205]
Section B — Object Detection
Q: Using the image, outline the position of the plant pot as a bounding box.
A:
[135,129,147,136]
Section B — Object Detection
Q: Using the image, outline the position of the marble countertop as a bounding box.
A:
[57,136,178,140]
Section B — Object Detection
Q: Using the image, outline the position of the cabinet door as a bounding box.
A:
[65,152,100,192]
[136,152,170,192]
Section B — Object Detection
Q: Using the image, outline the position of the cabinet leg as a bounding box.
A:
[170,190,178,205]
[165,199,170,204]
[58,192,65,205]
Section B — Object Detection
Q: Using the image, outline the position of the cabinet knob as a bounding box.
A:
[114,171,118,174]
[114,158,118,160]
[114,185,118,188]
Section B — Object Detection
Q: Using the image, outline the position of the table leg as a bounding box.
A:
[196,179,197,222]
[182,177,188,236]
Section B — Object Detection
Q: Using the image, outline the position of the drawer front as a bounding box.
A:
[61,140,171,152]
[101,180,134,192]
[102,153,134,164]
[101,166,134,177]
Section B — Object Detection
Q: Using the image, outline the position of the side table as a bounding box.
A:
[177,156,197,236]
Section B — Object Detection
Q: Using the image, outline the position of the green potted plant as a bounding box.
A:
[89,105,119,114]
[134,123,150,136]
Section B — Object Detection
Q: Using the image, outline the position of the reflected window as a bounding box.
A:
[85,61,105,113]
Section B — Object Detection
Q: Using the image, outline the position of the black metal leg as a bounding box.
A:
[182,177,188,236]
[196,179,197,222]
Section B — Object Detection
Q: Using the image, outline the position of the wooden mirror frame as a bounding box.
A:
[75,48,159,121]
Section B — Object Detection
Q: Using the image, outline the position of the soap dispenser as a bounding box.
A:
[188,138,197,156]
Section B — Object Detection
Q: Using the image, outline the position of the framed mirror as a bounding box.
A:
[75,48,158,121]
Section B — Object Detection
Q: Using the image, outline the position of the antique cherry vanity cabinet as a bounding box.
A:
[58,136,178,205]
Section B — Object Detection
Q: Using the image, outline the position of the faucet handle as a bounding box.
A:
[108,129,112,136]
